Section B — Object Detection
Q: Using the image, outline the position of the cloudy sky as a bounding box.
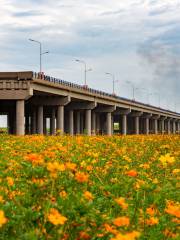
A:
[0,0,180,126]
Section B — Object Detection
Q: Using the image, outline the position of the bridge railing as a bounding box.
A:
[32,72,179,116]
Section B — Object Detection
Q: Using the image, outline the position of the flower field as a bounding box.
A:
[0,135,179,240]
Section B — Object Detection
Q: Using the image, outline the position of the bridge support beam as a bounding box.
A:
[145,118,149,135]
[91,112,96,135]
[167,119,171,134]
[85,109,91,136]
[57,106,64,135]
[154,119,158,134]
[177,121,180,134]
[122,114,127,135]
[69,110,74,135]
[107,112,112,136]
[16,100,25,135]
[135,116,139,135]
[173,120,176,134]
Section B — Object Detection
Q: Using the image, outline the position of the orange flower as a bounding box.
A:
[126,170,138,177]
[7,177,14,186]
[25,153,44,165]
[111,231,140,240]
[146,217,159,225]
[75,172,89,183]
[78,231,91,239]
[163,229,177,238]
[59,190,67,199]
[0,210,8,227]
[165,201,180,218]
[146,205,157,216]
[48,208,67,225]
[84,191,94,201]
[86,165,93,171]
[115,197,128,210]
[104,223,118,235]
[66,162,77,171]
[113,216,130,227]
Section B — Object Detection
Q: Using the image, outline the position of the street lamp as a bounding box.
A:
[75,59,92,87]
[29,39,49,73]
[126,81,135,100]
[105,72,118,95]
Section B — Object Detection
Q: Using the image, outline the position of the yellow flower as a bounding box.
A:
[48,208,67,225]
[84,191,94,201]
[0,196,4,203]
[0,210,8,227]
[47,162,65,178]
[59,190,67,199]
[159,153,175,166]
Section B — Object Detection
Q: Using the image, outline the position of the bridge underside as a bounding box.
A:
[0,71,179,136]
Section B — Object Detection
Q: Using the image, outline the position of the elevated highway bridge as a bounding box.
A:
[0,71,180,135]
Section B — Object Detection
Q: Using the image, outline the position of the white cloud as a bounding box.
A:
[0,0,180,117]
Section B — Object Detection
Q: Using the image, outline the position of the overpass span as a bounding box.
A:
[0,71,180,135]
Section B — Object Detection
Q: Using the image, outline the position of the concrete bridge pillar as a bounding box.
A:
[85,109,91,136]
[50,108,56,135]
[173,120,176,134]
[16,100,25,135]
[91,111,96,135]
[57,106,64,135]
[135,116,139,135]
[177,121,180,134]
[145,118,149,135]
[154,119,158,134]
[122,114,127,135]
[37,106,43,134]
[107,112,112,136]
[111,115,114,135]
[69,110,74,135]
[161,119,165,134]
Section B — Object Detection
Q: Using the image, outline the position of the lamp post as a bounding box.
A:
[126,81,135,100]
[29,39,49,73]
[75,59,92,87]
[105,72,118,95]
